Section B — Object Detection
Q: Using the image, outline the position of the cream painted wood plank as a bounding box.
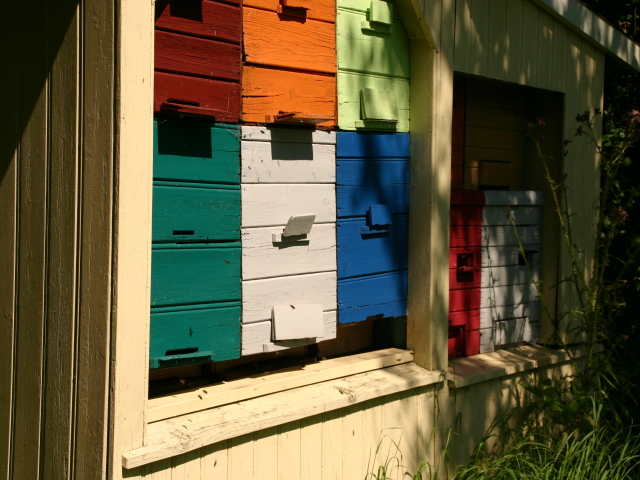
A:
[241,311,333,356]
[504,0,524,84]
[483,190,543,206]
[201,441,229,480]
[416,386,438,472]
[242,272,337,324]
[110,0,154,476]
[479,328,495,354]
[322,409,343,480]
[479,319,539,353]
[241,126,336,144]
[481,244,542,267]
[469,0,489,77]
[171,448,201,480]
[537,11,555,90]
[241,184,336,228]
[145,459,172,480]
[480,265,540,288]
[400,390,419,473]
[342,404,364,480]
[552,18,569,92]
[454,0,472,72]
[479,302,540,330]
[273,304,325,341]
[362,396,384,475]
[124,363,443,468]
[148,349,412,422]
[241,223,336,281]
[241,141,336,184]
[228,435,254,479]
[479,283,539,309]
[481,225,541,246]
[278,421,301,480]
[482,206,542,226]
[253,427,278,480]
[488,0,507,81]
[521,0,539,86]
[300,415,323,480]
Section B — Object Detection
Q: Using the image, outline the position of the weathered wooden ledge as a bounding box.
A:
[123,362,445,469]
[448,343,601,389]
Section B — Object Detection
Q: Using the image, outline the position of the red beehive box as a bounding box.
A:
[154,0,242,122]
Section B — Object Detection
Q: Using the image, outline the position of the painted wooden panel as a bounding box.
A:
[242,126,336,144]
[337,11,409,78]
[449,245,542,268]
[450,265,540,290]
[481,225,542,247]
[151,243,241,306]
[242,66,336,126]
[241,311,337,355]
[243,0,336,22]
[152,183,240,242]
[478,302,540,330]
[449,309,480,331]
[241,184,336,228]
[483,190,543,206]
[337,72,409,132]
[149,302,241,368]
[243,7,336,74]
[155,0,242,43]
[336,160,409,217]
[155,71,241,122]
[479,319,539,353]
[336,131,410,157]
[449,204,482,226]
[448,327,480,358]
[337,215,408,278]
[242,272,337,324]
[155,30,241,81]
[449,206,542,226]
[338,271,407,324]
[154,120,240,185]
[241,141,336,184]
[242,224,336,281]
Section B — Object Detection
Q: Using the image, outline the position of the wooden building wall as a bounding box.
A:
[0,0,118,479]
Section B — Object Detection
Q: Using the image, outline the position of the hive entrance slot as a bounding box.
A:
[165,347,198,356]
[173,230,196,236]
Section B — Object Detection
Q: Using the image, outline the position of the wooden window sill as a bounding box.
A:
[123,358,444,469]
[448,343,601,389]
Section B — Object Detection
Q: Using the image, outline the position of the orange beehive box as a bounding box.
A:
[241,3,336,126]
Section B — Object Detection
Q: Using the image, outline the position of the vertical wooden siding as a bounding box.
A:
[0,0,116,478]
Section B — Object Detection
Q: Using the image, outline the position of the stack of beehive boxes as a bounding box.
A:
[149,0,412,369]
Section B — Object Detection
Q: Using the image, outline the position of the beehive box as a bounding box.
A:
[336,132,409,324]
[154,0,242,121]
[241,0,336,126]
[336,0,410,131]
[240,126,338,355]
[150,119,242,368]
[448,189,541,358]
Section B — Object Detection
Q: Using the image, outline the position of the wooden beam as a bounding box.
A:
[148,348,414,422]
[123,362,444,469]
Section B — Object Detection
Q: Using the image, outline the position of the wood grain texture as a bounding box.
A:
[253,427,278,480]
[300,416,323,480]
[241,184,336,227]
[243,7,336,74]
[241,311,337,355]
[154,119,240,185]
[242,125,336,144]
[242,223,336,280]
[242,66,336,126]
[155,71,241,122]
[152,183,240,242]
[148,349,412,422]
[338,270,408,324]
[337,71,409,131]
[242,272,337,323]
[241,140,336,184]
[337,215,409,278]
[244,0,336,22]
[151,243,241,306]
[336,160,409,217]
[155,30,241,80]
[337,10,410,78]
[155,0,242,43]
[150,302,241,368]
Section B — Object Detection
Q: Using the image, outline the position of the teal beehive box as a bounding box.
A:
[337,0,410,131]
